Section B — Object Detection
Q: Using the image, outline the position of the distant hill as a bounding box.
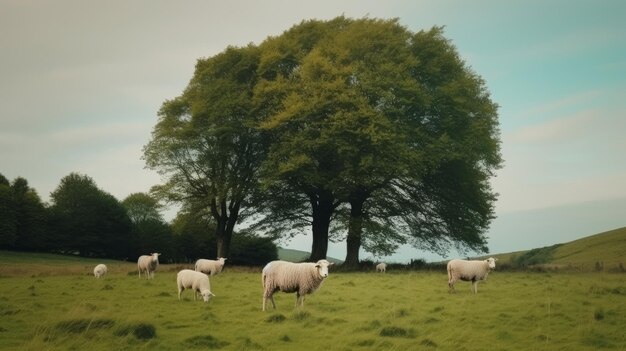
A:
[492,226,626,271]
[277,247,343,264]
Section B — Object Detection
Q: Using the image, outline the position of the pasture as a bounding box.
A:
[0,256,624,350]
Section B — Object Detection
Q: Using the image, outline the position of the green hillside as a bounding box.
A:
[492,226,626,271]
[551,227,626,267]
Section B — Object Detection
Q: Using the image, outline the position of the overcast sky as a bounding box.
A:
[2,1,625,261]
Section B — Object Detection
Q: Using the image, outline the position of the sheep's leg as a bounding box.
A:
[194,290,198,301]
[472,280,478,293]
[448,278,456,293]
[296,292,306,308]
[178,287,183,300]
[263,291,276,311]
[269,295,276,309]
[265,294,276,310]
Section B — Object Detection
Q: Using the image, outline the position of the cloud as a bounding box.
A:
[508,108,599,144]
[494,97,626,213]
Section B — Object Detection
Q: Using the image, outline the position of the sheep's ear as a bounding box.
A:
[210,292,216,296]
[329,262,335,266]
[315,264,321,268]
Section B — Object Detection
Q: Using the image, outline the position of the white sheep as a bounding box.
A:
[137,253,161,279]
[93,264,107,278]
[447,257,497,293]
[376,262,387,273]
[262,259,334,311]
[177,269,215,302]
[195,257,227,276]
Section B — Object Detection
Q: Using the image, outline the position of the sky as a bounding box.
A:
[1,0,625,262]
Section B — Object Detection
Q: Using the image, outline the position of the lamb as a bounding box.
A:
[93,264,107,278]
[447,257,497,293]
[262,259,334,311]
[195,257,227,276]
[137,253,161,279]
[376,262,387,273]
[176,269,215,302]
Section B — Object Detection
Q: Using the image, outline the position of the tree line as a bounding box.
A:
[0,172,277,265]
[143,16,502,266]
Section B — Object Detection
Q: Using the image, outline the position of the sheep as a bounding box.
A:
[376,262,387,273]
[176,269,215,303]
[447,257,497,293]
[137,253,161,279]
[195,257,227,276]
[262,259,334,311]
[93,264,107,278]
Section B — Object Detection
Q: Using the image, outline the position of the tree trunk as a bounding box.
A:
[215,220,230,258]
[212,198,241,259]
[308,191,335,261]
[344,193,366,267]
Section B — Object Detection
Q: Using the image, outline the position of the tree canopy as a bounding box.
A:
[253,18,501,262]
[145,16,502,262]
[144,45,263,258]
[0,174,47,251]
[48,173,133,258]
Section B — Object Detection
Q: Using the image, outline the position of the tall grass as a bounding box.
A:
[1,261,624,350]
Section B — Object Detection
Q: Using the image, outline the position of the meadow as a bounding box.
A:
[0,255,624,350]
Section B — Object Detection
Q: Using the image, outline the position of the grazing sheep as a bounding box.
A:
[376,262,387,273]
[262,259,334,311]
[447,257,497,293]
[137,253,161,279]
[93,264,107,278]
[195,257,227,276]
[177,269,215,303]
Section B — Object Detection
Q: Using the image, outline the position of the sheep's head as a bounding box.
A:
[315,259,334,278]
[200,290,215,303]
[486,257,497,269]
[218,257,227,264]
[151,253,161,262]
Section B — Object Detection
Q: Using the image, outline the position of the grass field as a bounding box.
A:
[0,252,624,350]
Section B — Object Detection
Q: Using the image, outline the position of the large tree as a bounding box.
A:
[0,173,17,248]
[122,192,174,259]
[146,17,501,264]
[11,177,48,251]
[0,174,47,250]
[255,18,501,263]
[144,45,263,258]
[254,17,361,261]
[48,173,132,258]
